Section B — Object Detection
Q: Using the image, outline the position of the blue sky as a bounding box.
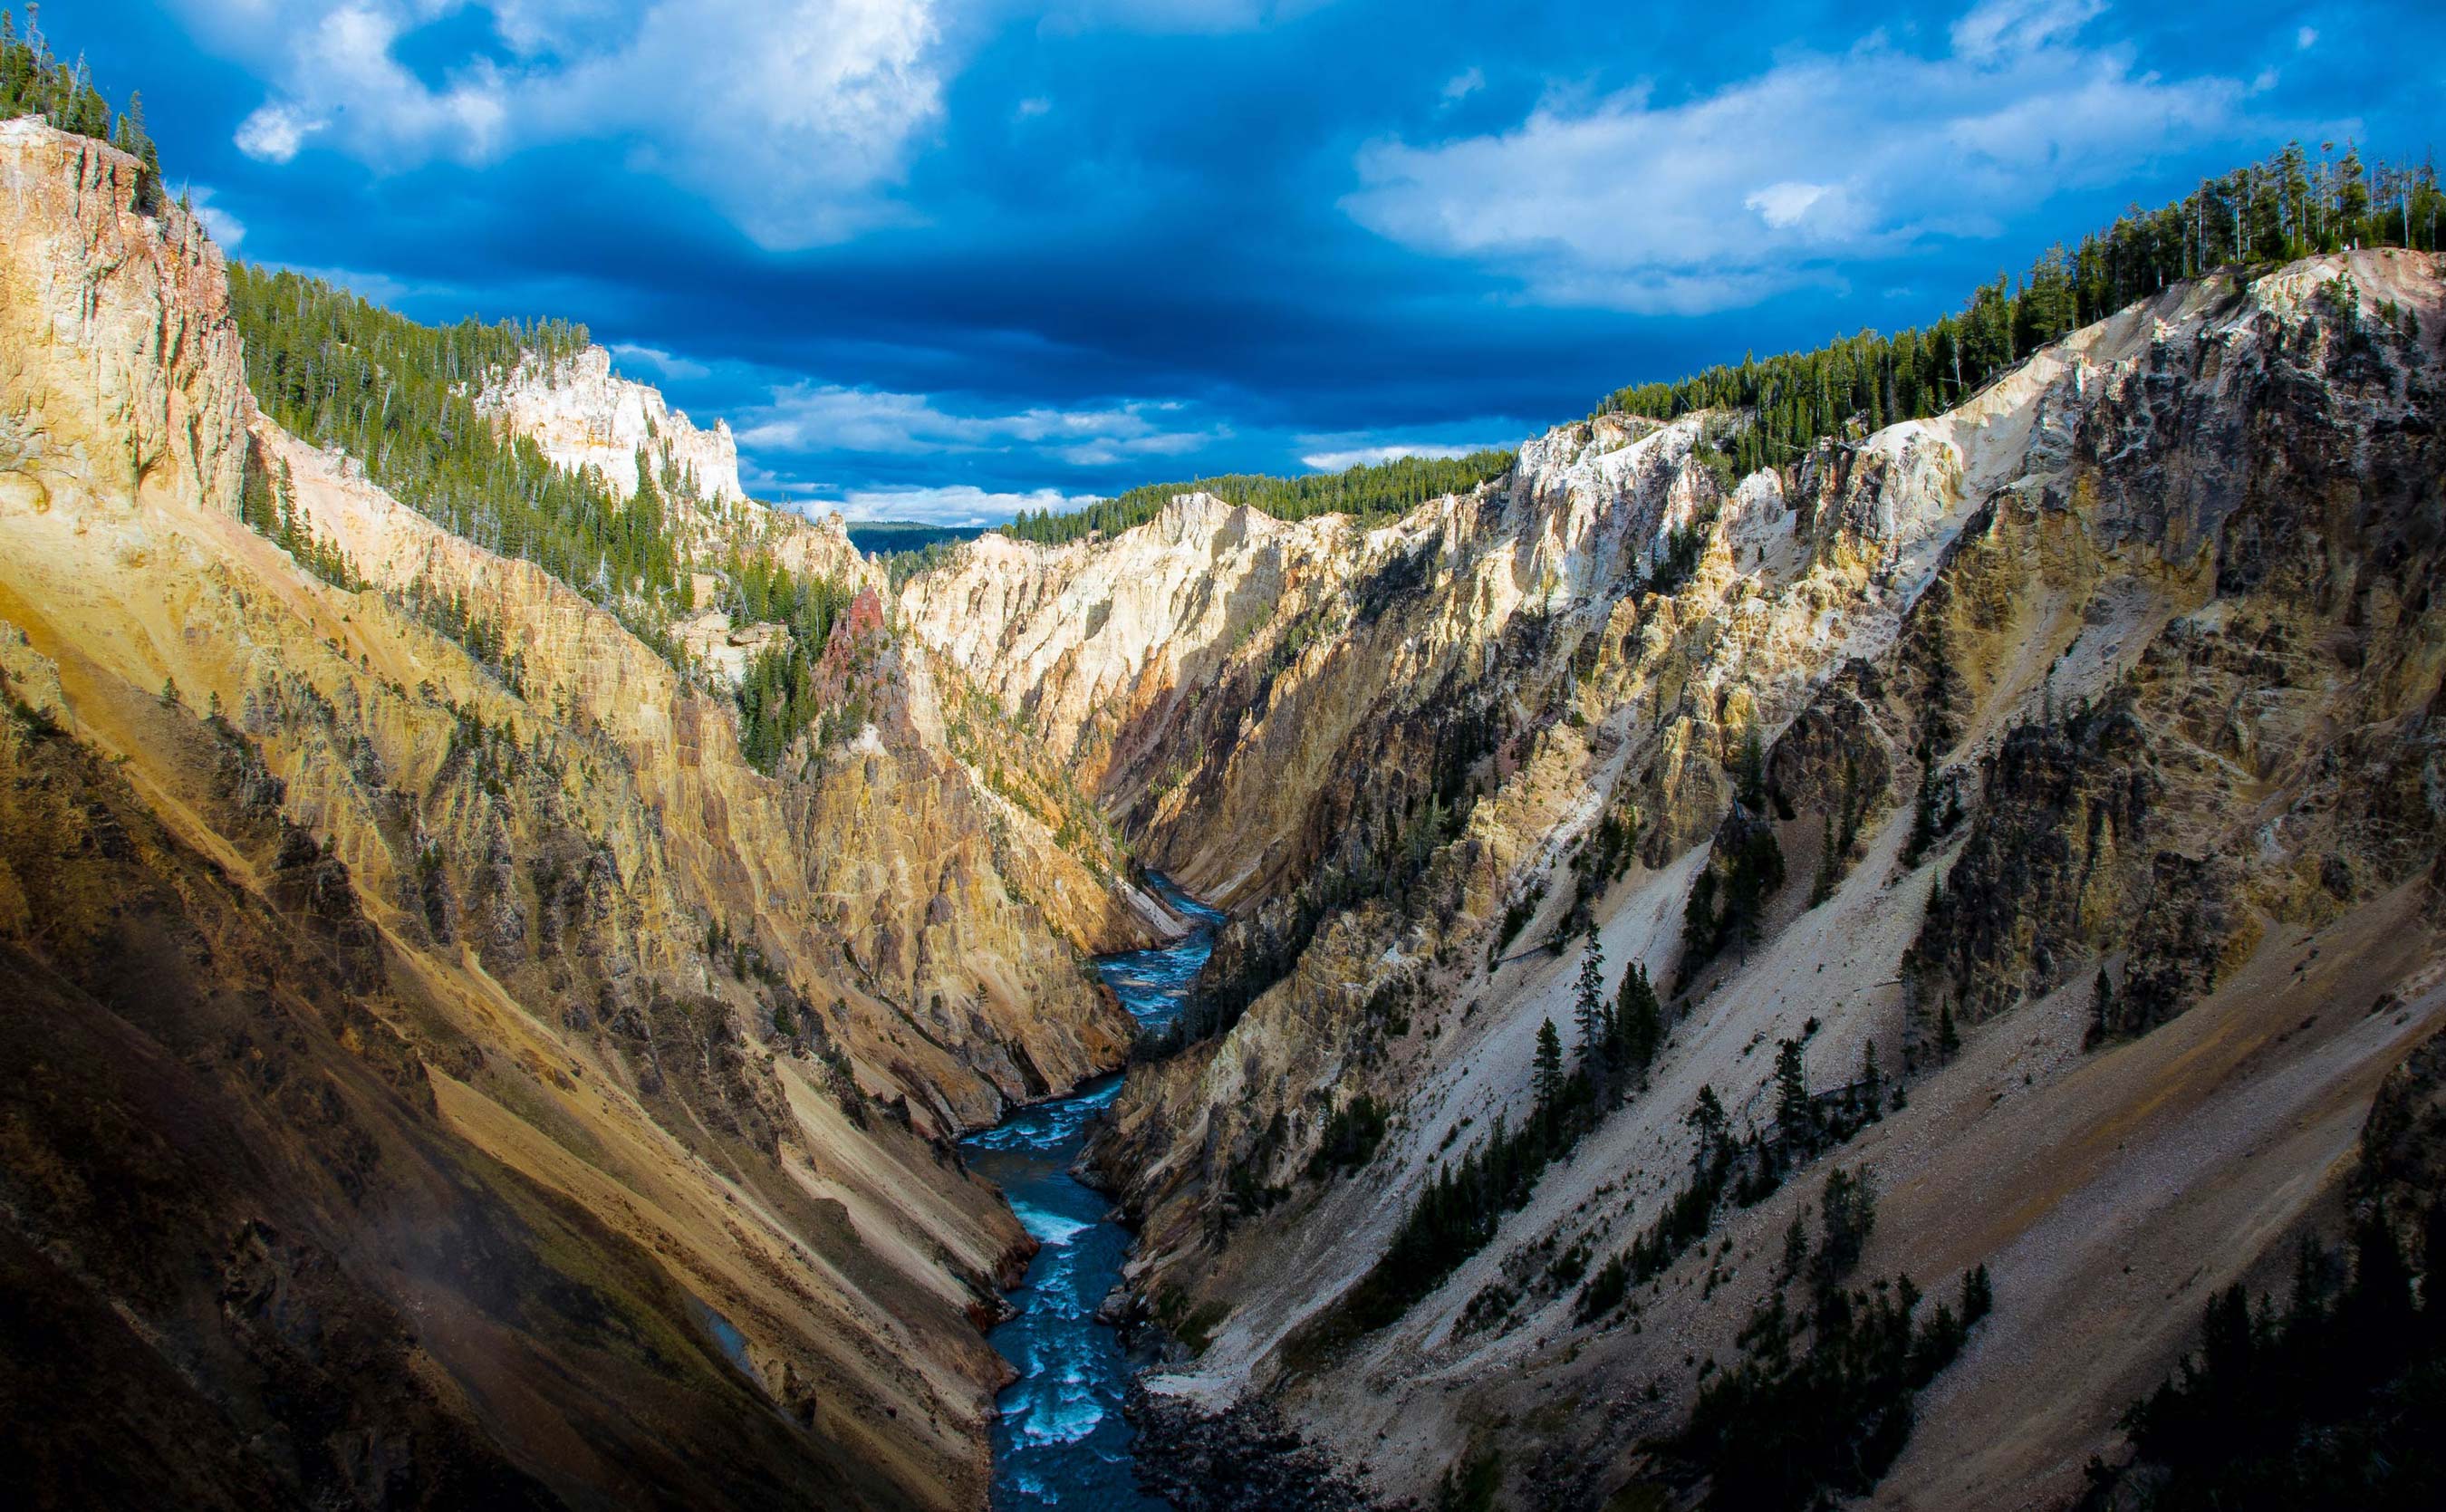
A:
[63,0,2446,523]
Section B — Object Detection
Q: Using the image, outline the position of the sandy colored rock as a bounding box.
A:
[908,249,2446,1509]
[0,119,1160,1512]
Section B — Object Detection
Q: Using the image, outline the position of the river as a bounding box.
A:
[960,876,1225,1509]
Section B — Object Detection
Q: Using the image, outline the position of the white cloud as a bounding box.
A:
[233,103,318,162]
[1016,95,1053,118]
[609,342,709,380]
[788,482,1098,525]
[2297,24,2317,49]
[1343,1,2273,313]
[1744,180,1832,230]
[1441,66,1484,103]
[738,383,1215,465]
[185,186,246,248]
[191,1,943,247]
[1949,0,2106,63]
[1298,440,1506,470]
[226,5,510,167]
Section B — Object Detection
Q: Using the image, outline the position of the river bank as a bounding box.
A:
[961,876,1223,1508]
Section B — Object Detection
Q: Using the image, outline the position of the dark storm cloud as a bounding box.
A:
[66,0,2446,521]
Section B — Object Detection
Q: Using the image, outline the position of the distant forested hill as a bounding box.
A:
[844,520,987,555]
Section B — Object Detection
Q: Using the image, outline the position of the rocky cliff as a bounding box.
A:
[0,120,1158,1512]
[903,247,2446,1508]
[477,344,744,504]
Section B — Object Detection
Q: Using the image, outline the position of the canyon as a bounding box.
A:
[910,240,2446,1507]
[0,118,1163,1512]
[4,111,2444,1512]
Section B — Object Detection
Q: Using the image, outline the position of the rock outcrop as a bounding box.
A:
[477,344,744,503]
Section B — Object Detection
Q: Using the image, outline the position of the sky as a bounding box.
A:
[55,0,2446,523]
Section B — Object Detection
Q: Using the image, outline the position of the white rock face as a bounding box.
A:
[672,607,790,686]
[477,345,743,502]
[899,493,1353,760]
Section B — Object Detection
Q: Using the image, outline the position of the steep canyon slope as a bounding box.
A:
[476,344,745,505]
[902,248,2446,1507]
[0,120,1161,1511]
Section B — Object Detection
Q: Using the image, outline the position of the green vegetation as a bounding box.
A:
[1146,1286,1234,1355]
[935,670,1127,872]
[236,440,365,592]
[1601,144,2446,476]
[1433,1449,1503,1512]
[842,519,985,555]
[883,537,965,592]
[2103,1211,2444,1511]
[1575,936,1670,1105]
[1224,1110,1295,1218]
[732,570,858,770]
[228,266,860,771]
[999,449,1516,546]
[1900,737,1963,867]
[39,0,867,777]
[1669,1264,1993,1511]
[1306,1093,1392,1179]
[1678,814,1786,990]
[1489,877,1548,963]
[1336,1071,1578,1332]
[229,266,650,595]
[2,9,160,210]
[1561,797,1642,936]
[1326,936,1670,1337]
[1579,1035,1892,1325]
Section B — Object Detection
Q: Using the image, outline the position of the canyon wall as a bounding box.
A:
[0,120,1151,1512]
[906,247,2446,1507]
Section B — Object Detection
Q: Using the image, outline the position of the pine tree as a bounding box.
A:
[1904,741,1942,865]
[122,87,159,210]
[1774,1037,1814,1154]
[1736,725,1767,809]
[1778,1209,1810,1283]
[1962,1264,1994,1324]
[1573,932,1608,1059]
[1681,870,1720,957]
[1687,1084,1729,1171]
[1594,142,2445,521]
[1532,1019,1565,1121]
[998,448,1517,545]
[1616,962,1663,1073]
[1937,1003,1961,1059]
[2085,967,2114,1049]
[1812,1165,1877,1293]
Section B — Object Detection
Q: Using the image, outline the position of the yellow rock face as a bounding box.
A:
[0,120,1156,1511]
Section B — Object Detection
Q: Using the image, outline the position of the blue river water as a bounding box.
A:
[961,876,1224,1509]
